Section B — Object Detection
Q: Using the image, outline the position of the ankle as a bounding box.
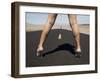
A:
[75,48,81,52]
[37,46,43,51]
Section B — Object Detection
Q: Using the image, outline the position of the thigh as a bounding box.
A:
[68,14,77,25]
[47,13,57,25]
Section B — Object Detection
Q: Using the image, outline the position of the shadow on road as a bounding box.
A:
[42,43,75,57]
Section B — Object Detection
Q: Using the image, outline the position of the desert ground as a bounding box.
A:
[26,24,89,35]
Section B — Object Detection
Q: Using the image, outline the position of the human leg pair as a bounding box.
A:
[36,13,81,57]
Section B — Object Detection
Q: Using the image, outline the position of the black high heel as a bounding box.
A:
[36,47,44,57]
[36,51,43,57]
[75,51,82,58]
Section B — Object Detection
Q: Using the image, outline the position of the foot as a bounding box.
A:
[36,47,43,56]
[75,51,82,58]
[74,49,82,58]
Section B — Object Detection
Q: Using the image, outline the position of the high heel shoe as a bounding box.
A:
[36,47,43,57]
[75,51,82,58]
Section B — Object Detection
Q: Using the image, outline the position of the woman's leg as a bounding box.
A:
[37,13,57,56]
[68,14,81,55]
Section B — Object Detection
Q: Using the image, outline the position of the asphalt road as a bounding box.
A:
[26,29,89,67]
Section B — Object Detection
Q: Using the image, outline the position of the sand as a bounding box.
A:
[26,24,89,35]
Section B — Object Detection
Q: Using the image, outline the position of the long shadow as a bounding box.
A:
[42,43,75,57]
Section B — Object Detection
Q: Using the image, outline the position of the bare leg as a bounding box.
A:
[37,14,57,56]
[68,14,81,55]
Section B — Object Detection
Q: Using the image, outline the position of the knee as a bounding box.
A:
[43,26,51,34]
[73,32,80,38]
[45,21,54,29]
[70,22,77,27]
[48,20,54,26]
